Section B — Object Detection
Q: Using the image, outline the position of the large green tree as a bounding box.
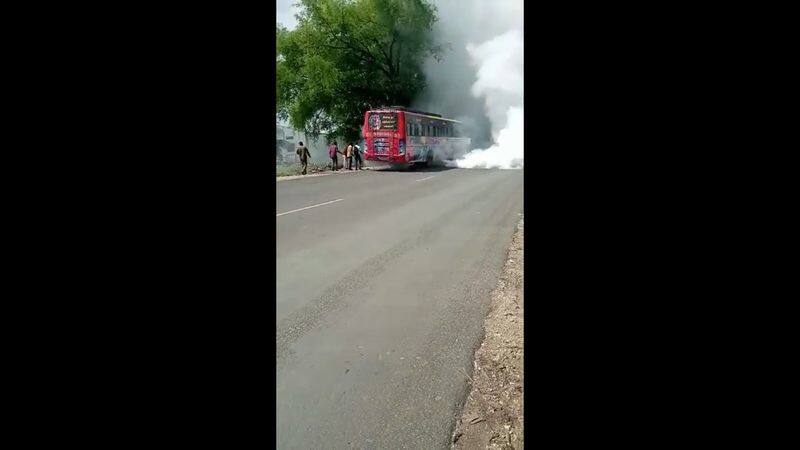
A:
[277,0,443,143]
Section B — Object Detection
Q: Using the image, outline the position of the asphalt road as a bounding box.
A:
[276,167,523,449]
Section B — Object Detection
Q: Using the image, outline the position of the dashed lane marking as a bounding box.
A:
[276,198,344,217]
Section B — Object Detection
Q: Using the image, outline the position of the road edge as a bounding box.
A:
[276,167,373,182]
[451,216,524,449]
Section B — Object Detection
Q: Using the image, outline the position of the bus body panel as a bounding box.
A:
[363,109,408,164]
[362,108,470,166]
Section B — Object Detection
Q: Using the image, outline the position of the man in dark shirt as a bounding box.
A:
[296,141,311,175]
[353,143,363,170]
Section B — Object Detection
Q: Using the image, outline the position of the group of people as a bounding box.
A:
[327,140,363,171]
[294,140,364,176]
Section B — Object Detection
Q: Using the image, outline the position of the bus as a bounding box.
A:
[362,106,471,168]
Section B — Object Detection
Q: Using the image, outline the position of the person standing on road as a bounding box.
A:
[328,140,340,171]
[353,143,363,170]
[296,141,311,175]
[345,142,354,170]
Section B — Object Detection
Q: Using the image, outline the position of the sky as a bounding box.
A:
[276,0,299,30]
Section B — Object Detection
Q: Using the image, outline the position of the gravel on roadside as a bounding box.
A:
[452,216,524,449]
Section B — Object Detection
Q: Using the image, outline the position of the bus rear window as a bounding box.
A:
[368,113,397,131]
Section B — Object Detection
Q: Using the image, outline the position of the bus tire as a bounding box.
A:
[424,151,433,167]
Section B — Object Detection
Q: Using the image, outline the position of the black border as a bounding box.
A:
[64,4,279,445]
[48,1,770,447]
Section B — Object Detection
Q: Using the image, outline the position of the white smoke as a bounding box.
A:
[454,27,523,169]
[455,106,523,169]
[456,25,523,168]
[418,0,524,169]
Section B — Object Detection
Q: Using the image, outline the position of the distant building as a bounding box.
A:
[275,122,341,166]
[275,124,296,165]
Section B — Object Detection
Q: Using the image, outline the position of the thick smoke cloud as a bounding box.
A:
[413,0,524,169]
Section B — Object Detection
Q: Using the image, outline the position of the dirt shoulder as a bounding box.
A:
[452,216,524,449]
[276,161,331,178]
[276,166,372,181]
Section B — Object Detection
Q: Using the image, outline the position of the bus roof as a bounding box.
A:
[389,106,440,117]
[368,107,462,123]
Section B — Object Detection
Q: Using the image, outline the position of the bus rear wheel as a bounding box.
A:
[419,151,433,168]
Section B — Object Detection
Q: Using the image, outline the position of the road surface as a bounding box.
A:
[276,167,523,449]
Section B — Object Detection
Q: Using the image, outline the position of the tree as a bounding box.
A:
[276,0,442,143]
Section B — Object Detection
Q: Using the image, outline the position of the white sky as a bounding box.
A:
[276,0,300,30]
[276,1,297,127]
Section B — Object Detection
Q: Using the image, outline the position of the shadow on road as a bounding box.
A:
[416,164,458,173]
[367,163,458,173]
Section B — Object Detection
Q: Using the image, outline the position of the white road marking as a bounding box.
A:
[415,176,436,182]
[276,198,343,217]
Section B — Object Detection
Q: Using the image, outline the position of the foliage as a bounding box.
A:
[277,0,442,143]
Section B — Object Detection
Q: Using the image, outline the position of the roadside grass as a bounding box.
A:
[276,162,332,177]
